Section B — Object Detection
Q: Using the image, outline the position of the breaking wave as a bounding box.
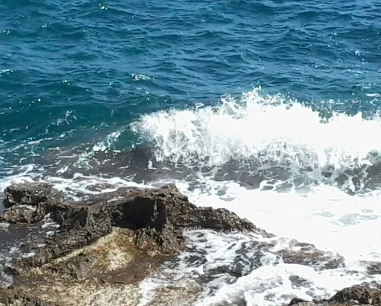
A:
[2,89,381,305]
[131,89,381,193]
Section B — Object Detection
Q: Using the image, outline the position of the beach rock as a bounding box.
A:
[0,182,268,305]
[1,205,38,223]
[328,285,381,305]
[289,285,380,306]
[0,289,58,305]
[3,183,61,209]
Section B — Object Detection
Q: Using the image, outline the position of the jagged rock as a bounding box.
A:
[289,285,380,306]
[3,183,61,209]
[7,183,268,270]
[0,182,269,305]
[328,285,381,305]
[1,205,38,224]
[0,288,58,305]
[1,183,62,224]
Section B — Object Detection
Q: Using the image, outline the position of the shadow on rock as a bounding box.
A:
[0,182,267,306]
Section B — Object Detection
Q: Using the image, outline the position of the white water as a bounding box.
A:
[129,89,381,259]
[131,89,381,171]
[132,89,381,305]
[2,89,381,305]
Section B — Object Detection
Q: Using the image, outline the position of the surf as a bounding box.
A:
[2,89,381,305]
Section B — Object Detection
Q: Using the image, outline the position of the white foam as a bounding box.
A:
[0,164,36,195]
[2,89,381,305]
[67,130,123,170]
[137,229,381,306]
[176,180,381,262]
[129,88,381,261]
[1,173,149,201]
[131,89,381,305]
[131,88,381,172]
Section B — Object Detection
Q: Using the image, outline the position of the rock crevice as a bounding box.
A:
[0,182,268,305]
[1,183,381,306]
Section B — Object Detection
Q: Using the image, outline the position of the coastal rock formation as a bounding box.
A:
[3,182,267,264]
[1,183,381,306]
[0,182,268,305]
[1,182,62,224]
[3,183,62,209]
[289,285,381,306]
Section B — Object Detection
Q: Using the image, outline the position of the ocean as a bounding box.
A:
[1,0,381,305]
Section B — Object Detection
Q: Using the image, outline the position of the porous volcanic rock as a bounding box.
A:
[3,182,62,209]
[289,285,381,306]
[0,182,269,306]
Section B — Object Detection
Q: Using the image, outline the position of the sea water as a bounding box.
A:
[1,0,381,305]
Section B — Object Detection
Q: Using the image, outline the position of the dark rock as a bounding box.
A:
[2,182,267,279]
[289,297,308,305]
[1,206,38,224]
[328,285,381,305]
[0,288,58,305]
[3,183,61,209]
[289,285,380,306]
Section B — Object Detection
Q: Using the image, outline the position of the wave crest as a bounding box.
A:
[130,89,381,192]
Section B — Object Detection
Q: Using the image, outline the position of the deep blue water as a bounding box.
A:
[1,0,381,180]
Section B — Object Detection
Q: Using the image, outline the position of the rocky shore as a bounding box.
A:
[0,182,380,306]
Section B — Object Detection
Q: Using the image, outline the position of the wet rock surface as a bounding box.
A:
[3,183,62,209]
[0,182,267,305]
[289,285,381,305]
[1,183,381,306]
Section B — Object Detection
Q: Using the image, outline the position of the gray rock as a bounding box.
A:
[0,182,269,305]
[3,183,61,209]
[290,285,380,306]
[1,205,37,224]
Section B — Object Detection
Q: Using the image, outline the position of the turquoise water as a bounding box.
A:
[1,0,381,178]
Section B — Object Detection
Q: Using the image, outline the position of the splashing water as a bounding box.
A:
[132,90,379,167]
[130,89,381,305]
[3,89,381,305]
